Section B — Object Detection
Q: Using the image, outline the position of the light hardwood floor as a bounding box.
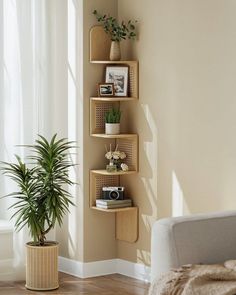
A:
[0,273,150,295]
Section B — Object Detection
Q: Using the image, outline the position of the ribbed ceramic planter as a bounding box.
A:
[105,123,120,135]
[110,41,121,61]
[25,242,59,291]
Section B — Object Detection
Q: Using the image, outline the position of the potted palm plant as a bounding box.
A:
[105,108,121,135]
[1,134,75,291]
[93,10,137,61]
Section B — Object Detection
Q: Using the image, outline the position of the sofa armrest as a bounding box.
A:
[151,211,236,281]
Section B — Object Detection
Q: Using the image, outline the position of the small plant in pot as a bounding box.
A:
[93,10,137,61]
[105,108,121,135]
[0,134,75,291]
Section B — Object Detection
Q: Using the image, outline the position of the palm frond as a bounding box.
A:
[0,134,76,246]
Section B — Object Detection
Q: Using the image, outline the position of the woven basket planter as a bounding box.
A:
[25,242,59,291]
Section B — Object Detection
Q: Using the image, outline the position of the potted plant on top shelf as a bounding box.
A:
[93,10,137,61]
[1,134,75,291]
[105,108,121,135]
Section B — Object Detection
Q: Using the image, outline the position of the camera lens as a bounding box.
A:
[109,190,119,200]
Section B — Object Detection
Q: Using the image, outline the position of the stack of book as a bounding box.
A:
[96,199,132,209]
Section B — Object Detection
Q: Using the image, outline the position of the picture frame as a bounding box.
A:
[97,83,115,97]
[105,66,129,97]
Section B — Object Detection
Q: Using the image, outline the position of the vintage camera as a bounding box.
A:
[102,186,125,200]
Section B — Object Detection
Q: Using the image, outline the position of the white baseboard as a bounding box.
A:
[0,259,14,281]
[59,256,150,282]
[59,256,83,278]
[83,259,117,278]
[116,259,151,282]
[0,272,14,281]
[0,259,13,273]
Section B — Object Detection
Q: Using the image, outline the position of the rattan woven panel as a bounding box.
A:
[90,26,111,61]
[116,137,138,171]
[90,101,119,134]
[128,62,138,98]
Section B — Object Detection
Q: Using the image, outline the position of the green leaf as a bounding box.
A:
[105,108,121,123]
[0,134,76,245]
[93,10,138,42]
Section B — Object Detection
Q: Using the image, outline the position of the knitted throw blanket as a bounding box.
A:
[149,260,236,295]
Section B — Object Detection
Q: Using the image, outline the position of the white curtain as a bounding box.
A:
[0,0,70,280]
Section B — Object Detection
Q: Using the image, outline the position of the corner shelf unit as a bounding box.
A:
[90,170,138,243]
[89,26,139,243]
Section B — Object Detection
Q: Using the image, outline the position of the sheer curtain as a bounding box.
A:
[0,0,69,280]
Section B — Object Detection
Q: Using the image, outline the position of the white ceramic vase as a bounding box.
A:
[105,123,120,135]
[110,41,121,61]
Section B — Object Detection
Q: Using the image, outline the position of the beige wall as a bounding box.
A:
[58,0,120,262]
[56,0,118,261]
[60,0,236,267]
[116,0,236,265]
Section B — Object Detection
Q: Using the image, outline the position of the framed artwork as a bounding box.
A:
[97,83,115,97]
[105,66,129,96]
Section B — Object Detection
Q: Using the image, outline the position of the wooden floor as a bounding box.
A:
[0,273,150,295]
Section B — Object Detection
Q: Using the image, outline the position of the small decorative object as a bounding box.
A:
[102,186,125,200]
[93,10,137,61]
[105,108,121,135]
[106,163,117,173]
[0,134,75,291]
[110,41,121,61]
[121,163,129,172]
[98,83,115,97]
[105,144,126,172]
[105,66,128,97]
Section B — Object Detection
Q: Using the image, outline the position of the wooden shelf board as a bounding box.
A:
[91,169,137,176]
[90,60,138,65]
[91,206,137,213]
[91,133,137,139]
[90,97,137,102]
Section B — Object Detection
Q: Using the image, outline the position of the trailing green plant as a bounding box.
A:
[1,134,76,246]
[93,10,137,42]
[105,108,121,123]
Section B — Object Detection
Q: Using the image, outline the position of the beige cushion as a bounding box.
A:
[151,211,236,281]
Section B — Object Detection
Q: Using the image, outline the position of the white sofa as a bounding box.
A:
[151,210,236,281]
